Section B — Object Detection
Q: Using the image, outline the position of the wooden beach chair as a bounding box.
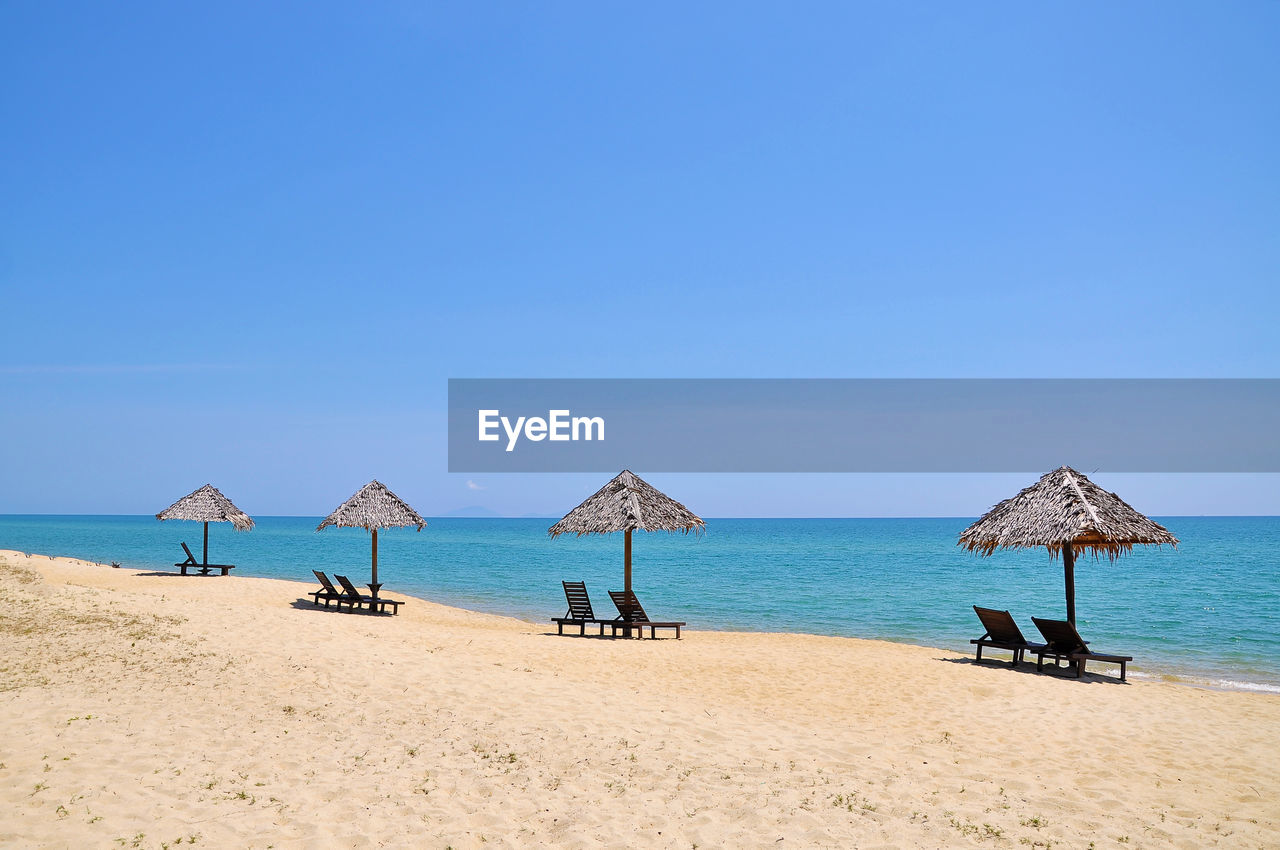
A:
[552,580,610,636]
[1031,617,1133,682]
[607,590,685,639]
[970,606,1046,666]
[310,570,345,608]
[175,541,235,576]
[335,574,403,615]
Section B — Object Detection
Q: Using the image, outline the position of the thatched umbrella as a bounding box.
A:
[156,484,254,565]
[317,480,426,599]
[548,470,704,594]
[958,466,1177,624]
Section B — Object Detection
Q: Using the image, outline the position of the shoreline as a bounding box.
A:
[3,549,1279,847]
[5,546,1277,697]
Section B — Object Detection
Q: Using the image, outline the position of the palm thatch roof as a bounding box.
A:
[548,470,704,538]
[156,484,254,531]
[958,466,1177,559]
[317,480,427,532]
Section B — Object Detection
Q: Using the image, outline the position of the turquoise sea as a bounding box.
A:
[1,515,1277,693]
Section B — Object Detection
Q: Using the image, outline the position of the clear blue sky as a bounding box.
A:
[2,3,1277,516]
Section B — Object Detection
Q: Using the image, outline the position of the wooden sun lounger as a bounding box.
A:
[608,590,685,639]
[1032,617,1133,682]
[310,570,345,608]
[970,606,1047,666]
[176,542,235,576]
[552,580,611,635]
[335,574,403,615]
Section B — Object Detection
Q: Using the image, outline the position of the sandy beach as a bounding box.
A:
[1,550,1277,849]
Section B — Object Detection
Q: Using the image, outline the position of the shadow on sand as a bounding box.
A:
[132,570,225,579]
[937,654,1129,684]
[286,598,397,616]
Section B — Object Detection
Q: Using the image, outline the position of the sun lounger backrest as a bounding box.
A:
[562,581,595,620]
[334,575,365,598]
[181,542,197,561]
[1032,617,1088,654]
[974,606,1026,643]
[313,570,339,592]
[609,590,650,622]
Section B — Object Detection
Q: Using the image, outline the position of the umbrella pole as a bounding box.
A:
[623,528,634,637]
[202,522,209,566]
[1063,542,1076,625]
[369,528,380,600]
[624,528,632,594]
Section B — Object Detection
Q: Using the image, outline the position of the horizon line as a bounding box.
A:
[1,512,1276,521]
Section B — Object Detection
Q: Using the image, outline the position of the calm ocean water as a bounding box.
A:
[2,515,1277,692]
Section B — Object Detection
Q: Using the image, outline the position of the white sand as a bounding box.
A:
[1,550,1277,848]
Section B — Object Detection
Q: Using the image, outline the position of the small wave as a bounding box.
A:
[1207,679,1280,694]
[1129,669,1280,694]
[1126,670,1280,696]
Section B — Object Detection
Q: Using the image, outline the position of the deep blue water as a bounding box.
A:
[2,515,1277,691]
